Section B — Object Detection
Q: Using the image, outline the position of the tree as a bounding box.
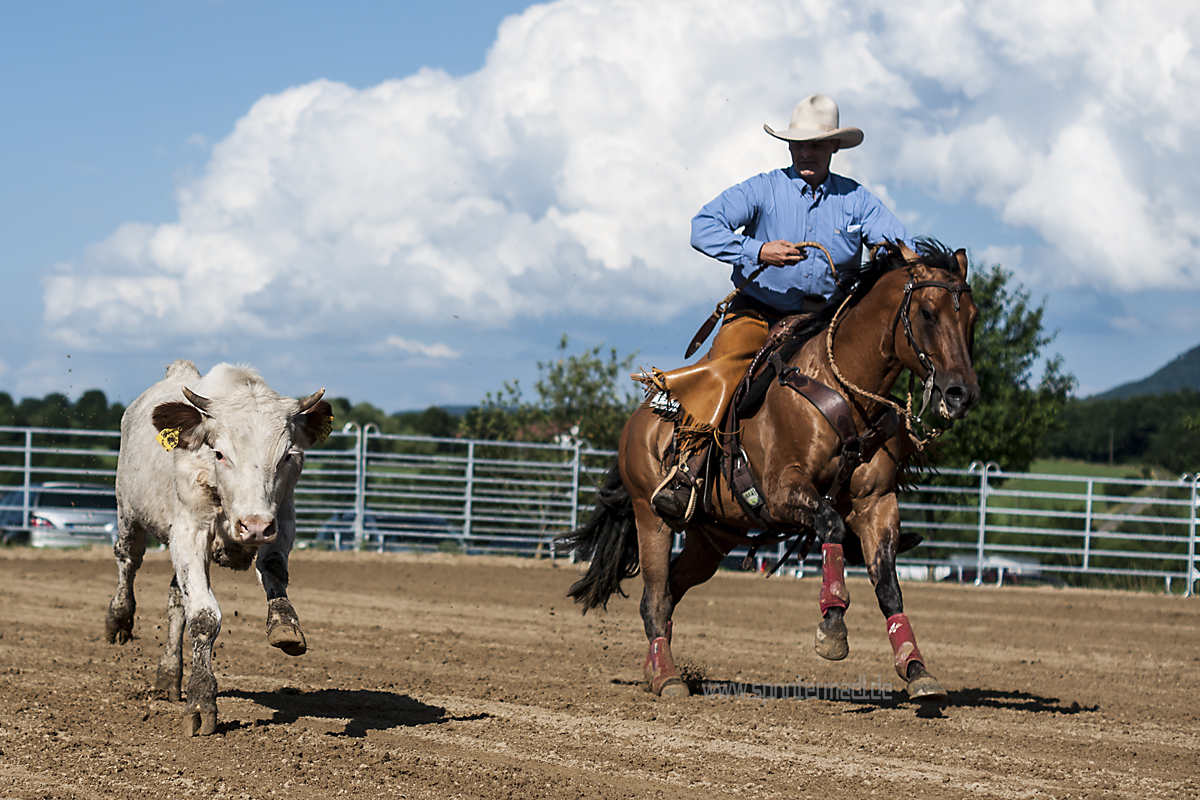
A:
[460,335,639,450]
[929,263,1075,471]
[323,398,461,439]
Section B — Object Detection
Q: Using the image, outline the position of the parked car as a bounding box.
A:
[311,510,462,552]
[940,554,1066,587]
[0,482,118,547]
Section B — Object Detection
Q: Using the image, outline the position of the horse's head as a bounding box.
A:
[889,240,980,421]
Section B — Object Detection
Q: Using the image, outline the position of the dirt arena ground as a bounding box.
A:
[1,548,1197,800]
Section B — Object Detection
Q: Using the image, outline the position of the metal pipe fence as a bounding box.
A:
[0,425,1196,596]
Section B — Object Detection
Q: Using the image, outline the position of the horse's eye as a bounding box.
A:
[920,308,934,323]
[214,451,225,463]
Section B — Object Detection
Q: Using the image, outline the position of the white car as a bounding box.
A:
[0,482,118,547]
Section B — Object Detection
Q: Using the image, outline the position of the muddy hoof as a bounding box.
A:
[268,624,307,656]
[813,617,849,661]
[658,679,690,699]
[104,616,133,645]
[182,707,217,737]
[906,675,947,704]
[153,668,182,702]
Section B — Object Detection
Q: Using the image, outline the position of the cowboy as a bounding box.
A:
[646,93,912,522]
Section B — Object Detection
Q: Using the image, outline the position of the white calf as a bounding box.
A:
[105,360,332,736]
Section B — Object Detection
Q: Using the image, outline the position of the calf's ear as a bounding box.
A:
[294,400,334,450]
[151,402,206,452]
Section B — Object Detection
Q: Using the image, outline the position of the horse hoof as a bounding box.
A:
[658,679,690,699]
[182,707,217,737]
[813,618,849,661]
[906,675,947,704]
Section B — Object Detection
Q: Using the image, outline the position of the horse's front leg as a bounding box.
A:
[851,493,947,703]
[812,498,852,660]
[770,480,850,660]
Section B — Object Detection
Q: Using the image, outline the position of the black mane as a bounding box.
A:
[734,237,961,416]
[779,236,962,349]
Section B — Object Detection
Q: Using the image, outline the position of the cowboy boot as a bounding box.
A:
[651,445,709,525]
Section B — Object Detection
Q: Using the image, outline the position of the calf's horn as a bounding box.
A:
[296,388,326,414]
[182,387,212,412]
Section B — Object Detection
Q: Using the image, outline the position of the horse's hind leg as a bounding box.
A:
[635,501,690,698]
[813,499,851,661]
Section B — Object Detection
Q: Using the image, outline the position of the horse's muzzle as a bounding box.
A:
[936,377,979,421]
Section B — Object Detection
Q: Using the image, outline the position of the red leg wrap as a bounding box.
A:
[886,613,926,680]
[818,543,850,614]
[642,636,683,695]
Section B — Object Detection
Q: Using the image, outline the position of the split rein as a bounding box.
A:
[684,242,972,450]
[825,268,972,451]
[685,241,839,359]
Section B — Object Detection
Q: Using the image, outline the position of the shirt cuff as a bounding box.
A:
[743,238,768,265]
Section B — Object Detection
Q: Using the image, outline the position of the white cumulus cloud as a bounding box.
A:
[382,336,462,359]
[43,0,1200,350]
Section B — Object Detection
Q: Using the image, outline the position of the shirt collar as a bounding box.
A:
[784,166,831,200]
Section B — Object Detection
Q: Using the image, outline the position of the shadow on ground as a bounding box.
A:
[222,688,490,737]
[671,675,1096,717]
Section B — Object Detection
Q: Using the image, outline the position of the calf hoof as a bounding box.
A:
[268,624,307,656]
[182,706,218,737]
[267,598,307,656]
[813,616,849,661]
[153,668,182,702]
[104,613,133,645]
[905,662,947,704]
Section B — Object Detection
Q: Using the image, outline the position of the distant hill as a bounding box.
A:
[1095,342,1200,400]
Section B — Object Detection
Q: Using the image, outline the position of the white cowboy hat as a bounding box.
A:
[764,93,863,148]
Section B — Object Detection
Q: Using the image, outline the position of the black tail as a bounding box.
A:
[555,462,640,613]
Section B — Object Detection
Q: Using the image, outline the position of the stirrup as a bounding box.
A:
[651,455,704,525]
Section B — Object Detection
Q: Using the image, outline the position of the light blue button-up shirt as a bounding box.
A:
[691,167,911,314]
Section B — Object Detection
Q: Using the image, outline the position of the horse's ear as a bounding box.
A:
[898,240,919,263]
[954,248,968,278]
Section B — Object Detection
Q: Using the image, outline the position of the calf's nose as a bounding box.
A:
[238,515,276,544]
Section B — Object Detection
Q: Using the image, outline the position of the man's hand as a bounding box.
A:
[758,240,810,267]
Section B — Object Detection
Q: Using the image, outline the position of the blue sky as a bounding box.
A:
[3,0,1199,410]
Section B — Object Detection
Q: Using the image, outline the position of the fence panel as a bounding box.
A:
[0,424,1196,596]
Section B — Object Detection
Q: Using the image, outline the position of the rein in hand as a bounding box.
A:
[685,242,838,359]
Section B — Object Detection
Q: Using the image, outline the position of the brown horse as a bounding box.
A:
[559,239,979,702]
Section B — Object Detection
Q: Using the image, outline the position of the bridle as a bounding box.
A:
[826,267,973,450]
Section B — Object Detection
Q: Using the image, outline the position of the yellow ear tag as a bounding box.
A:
[315,417,332,445]
[157,428,182,452]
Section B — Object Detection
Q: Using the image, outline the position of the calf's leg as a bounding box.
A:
[172,535,223,737]
[105,518,146,645]
[153,575,185,701]
[258,545,306,656]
